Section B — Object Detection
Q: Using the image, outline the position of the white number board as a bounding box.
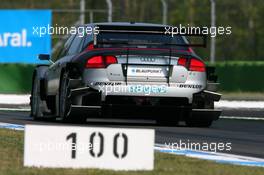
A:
[24,125,154,171]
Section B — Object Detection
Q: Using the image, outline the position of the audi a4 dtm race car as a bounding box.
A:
[31,22,222,127]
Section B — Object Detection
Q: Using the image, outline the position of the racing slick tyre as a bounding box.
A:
[157,121,179,127]
[156,119,179,127]
[186,100,214,127]
[31,74,44,120]
[185,118,213,127]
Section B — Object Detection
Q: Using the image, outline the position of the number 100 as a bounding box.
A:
[66,132,128,159]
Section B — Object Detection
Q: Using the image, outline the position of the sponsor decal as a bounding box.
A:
[132,68,162,74]
[140,57,156,62]
[127,66,166,77]
[0,29,31,47]
[0,10,51,63]
[93,82,122,86]
[176,84,203,89]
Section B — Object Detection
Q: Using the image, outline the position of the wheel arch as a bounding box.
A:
[30,64,49,118]
[31,65,49,99]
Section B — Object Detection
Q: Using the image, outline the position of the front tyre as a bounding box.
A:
[31,75,43,120]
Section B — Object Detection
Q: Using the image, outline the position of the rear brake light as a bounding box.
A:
[177,57,205,72]
[105,56,117,65]
[189,58,205,72]
[86,55,117,68]
[86,56,104,68]
[178,57,187,67]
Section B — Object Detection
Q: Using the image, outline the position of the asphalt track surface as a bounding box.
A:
[0,110,263,159]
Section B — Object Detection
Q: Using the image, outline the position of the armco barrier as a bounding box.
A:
[0,62,264,93]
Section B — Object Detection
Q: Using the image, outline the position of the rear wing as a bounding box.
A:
[93,26,207,48]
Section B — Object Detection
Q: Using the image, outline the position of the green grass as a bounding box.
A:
[0,128,264,175]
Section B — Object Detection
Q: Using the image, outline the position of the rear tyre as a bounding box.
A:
[185,118,213,127]
[157,120,179,127]
[186,100,214,127]
[156,116,179,127]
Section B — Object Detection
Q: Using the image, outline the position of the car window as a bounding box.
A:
[67,35,84,55]
[53,34,76,61]
[83,33,93,49]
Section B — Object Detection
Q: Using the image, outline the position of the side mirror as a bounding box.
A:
[38,54,50,60]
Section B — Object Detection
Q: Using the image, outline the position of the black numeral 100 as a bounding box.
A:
[66,132,128,159]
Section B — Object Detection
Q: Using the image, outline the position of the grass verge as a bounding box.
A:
[0,128,264,175]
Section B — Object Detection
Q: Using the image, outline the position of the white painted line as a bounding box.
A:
[155,144,264,167]
[0,94,30,105]
[220,116,264,121]
[0,122,24,130]
[215,100,264,109]
[0,108,30,112]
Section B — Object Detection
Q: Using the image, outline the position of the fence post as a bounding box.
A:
[80,0,85,25]
[106,0,112,22]
[161,0,168,25]
[210,0,216,64]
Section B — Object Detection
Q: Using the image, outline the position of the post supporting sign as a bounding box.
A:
[24,125,154,170]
